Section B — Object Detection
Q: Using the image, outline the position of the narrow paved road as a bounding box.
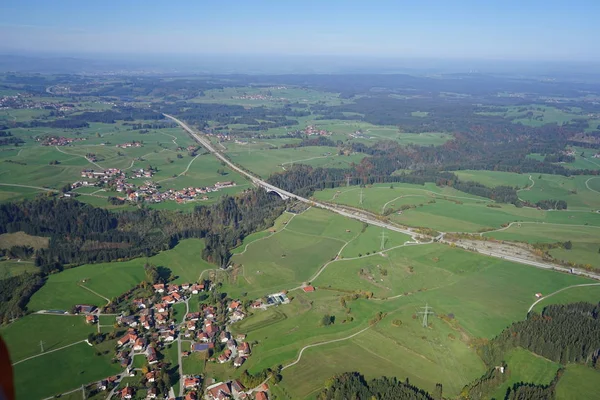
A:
[527,283,600,313]
[166,114,600,281]
[281,325,372,371]
[12,340,86,366]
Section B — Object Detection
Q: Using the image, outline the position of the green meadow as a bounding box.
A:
[556,364,600,400]
[226,145,366,178]
[28,239,213,311]
[222,206,600,398]
[13,341,120,400]
[490,347,560,399]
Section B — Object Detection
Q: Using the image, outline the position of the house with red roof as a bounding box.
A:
[302,285,315,292]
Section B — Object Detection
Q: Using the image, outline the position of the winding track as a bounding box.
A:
[281,325,372,371]
[527,283,600,313]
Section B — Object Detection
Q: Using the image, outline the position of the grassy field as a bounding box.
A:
[222,205,600,398]
[0,314,97,362]
[182,352,206,375]
[454,170,532,188]
[0,260,38,278]
[13,341,121,400]
[490,347,560,400]
[28,239,214,311]
[556,364,600,400]
[312,180,600,232]
[0,122,246,208]
[0,231,49,250]
[224,209,356,298]
[226,145,366,178]
[476,105,583,127]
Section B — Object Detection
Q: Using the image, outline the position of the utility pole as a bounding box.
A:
[346,175,351,187]
[359,188,364,205]
[380,229,387,250]
[418,303,434,328]
[39,340,45,353]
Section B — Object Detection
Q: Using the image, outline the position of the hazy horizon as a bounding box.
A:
[2,0,600,62]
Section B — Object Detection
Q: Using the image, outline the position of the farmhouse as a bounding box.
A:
[146,371,158,383]
[75,304,96,314]
[233,356,245,367]
[218,349,232,363]
[255,392,268,400]
[185,392,198,400]
[207,382,232,400]
[121,386,134,399]
[302,285,315,293]
[184,376,201,389]
[86,315,97,324]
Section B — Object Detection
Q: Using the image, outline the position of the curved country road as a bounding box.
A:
[527,283,600,313]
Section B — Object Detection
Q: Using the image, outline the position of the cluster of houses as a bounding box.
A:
[205,380,270,400]
[73,164,236,204]
[116,141,143,149]
[39,135,86,146]
[304,125,331,136]
[122,181,236,204]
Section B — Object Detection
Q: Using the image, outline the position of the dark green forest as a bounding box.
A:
[0,190,285,322]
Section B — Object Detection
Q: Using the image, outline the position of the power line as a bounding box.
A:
[359,188,363,205]
[417,303,434,328]
[380,229,387,250]
[39,340,45,353]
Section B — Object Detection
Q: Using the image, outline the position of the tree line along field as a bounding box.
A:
[27,239,215,311]
[225,145,367,178]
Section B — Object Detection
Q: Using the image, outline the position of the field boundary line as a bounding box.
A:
[480,220,600,236]
[0,183,57,192]
[374,186,492,202]
[281,325,371,371]
[232,214,297,258]
[156,153,201,183]
[54,146,105,170]
[527,283,600,313]
[12,340,86,366]
[585,176,600,195]
[79,284,110,305]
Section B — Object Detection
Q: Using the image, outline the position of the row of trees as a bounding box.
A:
[317,372,437,400]
[0,189,286,322]
[479,302,600,367]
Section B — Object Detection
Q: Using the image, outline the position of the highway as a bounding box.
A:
[165,114,600,281]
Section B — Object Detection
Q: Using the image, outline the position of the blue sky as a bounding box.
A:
[1,0,599,60]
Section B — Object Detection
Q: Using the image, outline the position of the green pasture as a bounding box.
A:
[13,341,120,400]
[453,170,532,188]
[339,225,411,258]
[491,347,560,400]
[191,86,344,107]
[182,352,206,375]
[0,260,38,278]
[0,231,49,249]
[477,105,583,127]
[556,364,600,400]
[227,145,366,178]
[313,182,487,214]
[0,314,96,362]
[28,239,213,310]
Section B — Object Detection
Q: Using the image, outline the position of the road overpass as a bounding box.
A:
[166,114,600,281]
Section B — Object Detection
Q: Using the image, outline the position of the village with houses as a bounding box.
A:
[71,166,237,204]
[60,272,290,400]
